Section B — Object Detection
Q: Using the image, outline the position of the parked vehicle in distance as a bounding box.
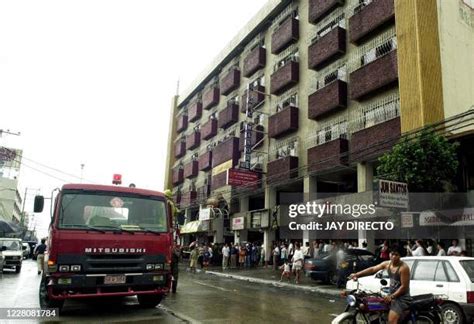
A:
[0,238,23,273]
[0,246,5,272]
[346,256,474,324]
[22,242,30,259]
[304,249,379,286]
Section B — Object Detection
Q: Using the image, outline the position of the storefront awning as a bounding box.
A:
[180,220,209,234]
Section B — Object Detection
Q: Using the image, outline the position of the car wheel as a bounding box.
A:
[39,276,64,310]
[15,266,21,273]
[137,294,163,308]
[441,303,465,324]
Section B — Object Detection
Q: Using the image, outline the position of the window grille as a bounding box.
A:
[274,50,299,72]
[275,91,298,113]
[273,6,299,29]
[352,0,373,15]
[270,136,299,160]
[350,94,400,133]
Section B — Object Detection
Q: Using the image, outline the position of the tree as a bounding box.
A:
[376,129,459,192]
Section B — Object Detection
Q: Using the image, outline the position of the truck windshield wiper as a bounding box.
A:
[113,228,135,235]
[84,225,106,233]
[142,228,161,236]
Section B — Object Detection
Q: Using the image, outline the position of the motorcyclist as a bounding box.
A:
[349,245,410,324]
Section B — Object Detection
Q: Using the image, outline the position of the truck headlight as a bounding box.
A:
[71,265,81,272]
[154,264,164,270]
[146,264,154,270]
[59,265,70,272]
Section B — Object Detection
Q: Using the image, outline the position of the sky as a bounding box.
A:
[0,0,268,238]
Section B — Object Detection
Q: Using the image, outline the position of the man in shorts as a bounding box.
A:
[349,245,411,324]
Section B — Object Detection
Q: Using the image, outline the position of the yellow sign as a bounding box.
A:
[212,159,233,176]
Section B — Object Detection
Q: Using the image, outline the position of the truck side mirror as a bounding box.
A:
[34,195,44,213]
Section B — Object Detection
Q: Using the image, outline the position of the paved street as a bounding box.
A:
[0,260,345,323]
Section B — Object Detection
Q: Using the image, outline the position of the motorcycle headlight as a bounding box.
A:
[346,295,357,307]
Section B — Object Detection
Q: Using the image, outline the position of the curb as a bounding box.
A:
[205,271,341,297]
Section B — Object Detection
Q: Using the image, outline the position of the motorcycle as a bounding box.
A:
[332,279,444,324]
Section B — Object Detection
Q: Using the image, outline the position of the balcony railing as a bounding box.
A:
[349,0,395,44]
[220,67,240,96]
[243,46,266,78]
[271,16,299,54]
[309,0,345,24]
[202,87,220,110]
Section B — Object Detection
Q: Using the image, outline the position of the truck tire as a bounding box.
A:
[39,277,64,310]
[137,294,163,308]
[15,266,21,273]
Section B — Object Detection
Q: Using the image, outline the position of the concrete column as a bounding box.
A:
[357,162,374,192]
[302,230,310,246]
[213,217,224,244]
[264,186,277,265]
[234,196,250,244]
[357,162,375,251]
[303,175,318,202]
[236,230,248,244]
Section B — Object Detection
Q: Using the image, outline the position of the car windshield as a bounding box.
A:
[460,260,474,282]
[58,191,168,233]
[0,239,21,251]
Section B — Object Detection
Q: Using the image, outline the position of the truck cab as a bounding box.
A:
[0,238,23,273]
[35,184,174,310]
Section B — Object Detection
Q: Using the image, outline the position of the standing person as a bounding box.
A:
[448,239,462,256]
[349,245,411,324]
[238,244,246,269]
[230,243,238,269]
[302,242,310,259]
[280,244,288,264]
[409,240,427,256]
[292,242,304,284]
[222,243,230,270]
[171,245,180,293]
[379,240,390,261]
[279,261,291,282]
[272,244,280,270]
[189,246,199,273]
[288,241,294,263]
[437,242,447,256]
[260,243,266,267]
[34,238,47,275]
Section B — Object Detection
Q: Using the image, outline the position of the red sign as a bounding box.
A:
[112,174,122,185]
[227,168,260,188]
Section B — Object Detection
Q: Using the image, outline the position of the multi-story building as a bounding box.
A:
[165,0,474,257]
[0,177,23,224]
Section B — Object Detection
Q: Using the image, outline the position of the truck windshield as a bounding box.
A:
[58,191,168,233]
[0,239,21,251]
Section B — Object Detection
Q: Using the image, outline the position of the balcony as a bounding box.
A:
[220,68,241,96]
[188,101,203,122]
[349,0,395,44]
[211,172,228,191]
[218,103,239,130]
[196,184,210,203]
[181,190,197,208]
[307,138,348,173]
[202,87,220,110]
[184,160,199,179]
[241,85,265,113]
[201,119,218,140]
[186,131,201,151]
[172,168,184,185]
[271,17,299,54]
[213,137,240,167]
[176,114,188,133]
[198,151,213,171]
[175,141,186,159]
[350,116,400,162]
[239,124,264,152]
[270,61,299,95]
[309,0,345,24]
[268,105,299,139]
[266,156,299,184]
[308,26,346,71]
[308,80,347,120]
[243,46,266,78]
[349,50,398,100]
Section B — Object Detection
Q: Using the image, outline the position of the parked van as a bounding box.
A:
[0,238,23,273]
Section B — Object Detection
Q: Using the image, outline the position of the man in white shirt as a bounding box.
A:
[448,239,462,256]
[222,244,230,269]
[292,242,304,284]
[272,245,280,270]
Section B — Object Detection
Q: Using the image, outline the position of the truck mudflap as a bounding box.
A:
[46,273,171,300]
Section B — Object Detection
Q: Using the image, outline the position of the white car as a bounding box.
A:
[346,256,474,324]
[0,238,23,273]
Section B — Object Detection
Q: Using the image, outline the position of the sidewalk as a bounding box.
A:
[188,264,342,297]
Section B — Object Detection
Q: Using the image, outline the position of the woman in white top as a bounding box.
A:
[410,240,428,256]
[437,242,447,256]
[292,242,305,284]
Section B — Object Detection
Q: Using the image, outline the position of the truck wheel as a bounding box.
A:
[15,266,21,273]
[137,294,163,308]
[39,277,64,310]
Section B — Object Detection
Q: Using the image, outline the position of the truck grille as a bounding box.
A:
[85,254,144,273]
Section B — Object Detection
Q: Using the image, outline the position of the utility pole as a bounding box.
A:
[80,163,85,183]
[0,129,21,139]
[20,187,40,226]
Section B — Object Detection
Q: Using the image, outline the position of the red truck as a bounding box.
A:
[34,184,173,310]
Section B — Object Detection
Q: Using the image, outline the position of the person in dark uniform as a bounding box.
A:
[171,245,180,293]
[34,238,47,275]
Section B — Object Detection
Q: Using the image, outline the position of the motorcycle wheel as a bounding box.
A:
[333,313,368,324]
[405,314,438,324]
